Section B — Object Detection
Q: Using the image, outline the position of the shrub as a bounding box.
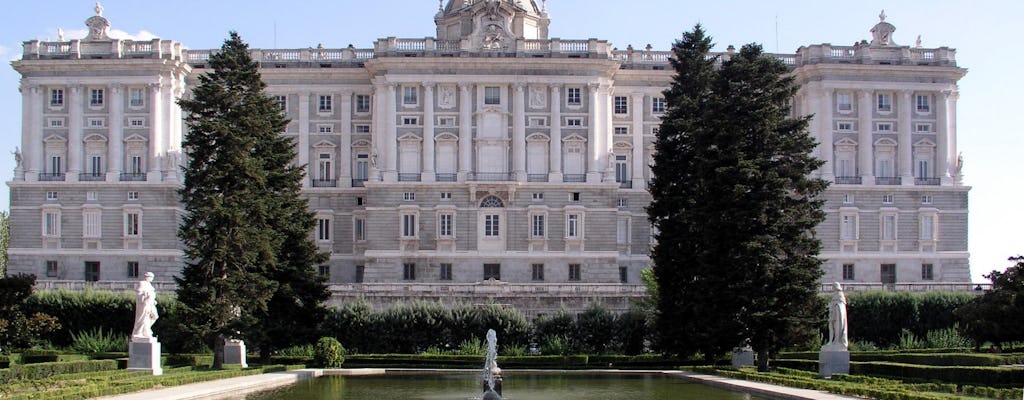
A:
[275,344,315,358]
[0,359,118,383]
[575,303,617,354]
[925,325,970,349]
[456,336,484,356]
[313,337,345,368]
[898,329,926,350]
[71,328,128,354]
[540,335,571,355]
[853,361,1024,387]
[0,275,61,351]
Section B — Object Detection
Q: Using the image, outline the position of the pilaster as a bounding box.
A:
[819,88,834,181]
[936,90,951,184]
[422,83,436,181]
[24,83,41,180]
[548,84,562,181]
[512,83,526,182]
[298,91,311,188]
[384,84,398,182]
[586,83,600,182]
[857,90,874,183]
[67,84,83,181]
[107,84,124,181]
[339,90,353,186]
[458,83,472,181]
[898,90,914,185]
[630,94,644,188]
[147,82,163,182]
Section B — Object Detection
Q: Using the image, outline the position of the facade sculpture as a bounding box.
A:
[131,272,158,340]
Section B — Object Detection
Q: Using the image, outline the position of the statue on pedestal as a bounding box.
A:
[131,272,159,340]
[826,282,848,350]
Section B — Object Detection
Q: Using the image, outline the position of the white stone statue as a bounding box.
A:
[131,272,159,340]
[12,147,22,167]
[826,282,848,350]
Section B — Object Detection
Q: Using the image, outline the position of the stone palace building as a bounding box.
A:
[7,1,971,314]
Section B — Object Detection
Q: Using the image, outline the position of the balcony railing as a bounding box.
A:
[119,173,147,182]
[398,173,422,182]
[311,178,338,188]
[79,173,104,182]
[527,174,548,183]
[562,174,586,183]
[618,181,633,189]
[435,173,457,182]
[875,177,902,185]
[351,178,367,187]
[468,172,513,182]
[915,177,941,186]
[39,173,65,181]
[834,176,862,185]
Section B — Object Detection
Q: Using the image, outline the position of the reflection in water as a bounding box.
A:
[247,373,767,400]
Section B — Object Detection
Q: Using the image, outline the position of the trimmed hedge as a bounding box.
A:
[0,360,118,383]
[844,291,974,347]
[777,351,1024,366]
[852,361,1024,387]
[687,366,961,400]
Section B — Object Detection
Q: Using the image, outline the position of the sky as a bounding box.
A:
[1,1,1020,282]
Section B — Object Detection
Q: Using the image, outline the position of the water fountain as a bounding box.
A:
[481,329,503,399]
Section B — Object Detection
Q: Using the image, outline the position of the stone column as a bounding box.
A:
[298,91,311,188]
[936,90,951,184]
[898,90,913,185]
[147,82,164,182]
[947,91,959,184]
[67,85,84,181]
[384,84,398,182]
[160,81,175,181]
[24,83,42,180]
[370,84,384,181]
[857,90,873,183]
[422,83,436,182]
[458,83,473,181]
[818,88,834,181]
[548,84,562,181]
[107,84,124,181]
[513,83,527,181]
[587,83,600,182]
[339,91,353,186]
[631,94,645,188]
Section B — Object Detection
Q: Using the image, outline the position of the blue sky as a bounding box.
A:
[1,1,1021,281]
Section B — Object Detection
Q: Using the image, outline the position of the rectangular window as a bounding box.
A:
[356,154,369,180]
[531,264,545,281]
[128,191,139,201]
[836,93,852,112]
[319,265,331,278]
[274,95,287,111]
[354,124,371,133]
[921,195,933,205]
[528,117,546,127]
[484,86,501,105]
[440,263,453,281]
[439,213,454,238]
[876,93,891,112]
[90,155,102,175]
[615,155,628,183]
[440,192,452,200]
[566,87,581,106]
[402,117,419,125]
[882,214,897,240]
[48,118,65,128]
[129,156,143,174]
[566,214,580,238]
[842,194,854,204]
[614,127,629,135]
[876,122,893,132]
[651,127,660,135]
[652,97,666,113]
[46,191,58,200]
[619,266,629,283]
[568,264,581,281]
[90,88,104,107]
[483,264,501,280]
[50,88,64,107]
[129,118,145,127]
[354,218,365,241]
[617,198,628,208]
[484,215,500,237]
[881,264,897,285]
[86,191,97,201]
[916,94,931,113]
[127,261,139,278]
[403,86,418,105]
[83,211,101,238]
[915,123,932,133]
[355,265,365,283]
[837,122,853,131]
[402,214,417,237]
[318,124,333,133]
[571,192,580,202]
[840,214,857,240]
[531,214,545,238]
[917,160,930,179]
[129,88,144,108]
[614,96,628,114]
[403,192,416,201]
[842,263,855,280]
[317,218,331,241]
[920,215,935,240]
[921,263,934,280]
[49,155,62,174]
[84,262,100,282]
[616,219,629,244]
[89,118,105,127]
[318,95,333,112]
[883,194,894,204]
[531,192,545,201]
[403,263,416,280]
[566,118,582,127]
[46,260,59,277]
[356,94,371,113]
[124,212,140,236]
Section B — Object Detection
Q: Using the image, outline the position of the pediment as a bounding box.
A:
[398,133,422,142]
[874,138,898,147]
[526,133,550,142]
[913,139,936,147]
[435,132,459,142]
[124,134,148,143]
[312,140,336,148]
[352,139,372,148]
[834,138,858,147]
[43,134,67,143]
[562,134,587,143]
[84,134,108,142]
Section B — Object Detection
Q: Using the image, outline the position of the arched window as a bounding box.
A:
[480,196,504,208]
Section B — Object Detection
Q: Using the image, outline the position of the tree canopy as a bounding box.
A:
[955,256,1024,349]
[647,25,828,370]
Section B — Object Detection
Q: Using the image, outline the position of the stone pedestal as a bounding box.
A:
[224,339,248,368]
[819,348,850,378]
[128,337,163,376]
[731,347,755,368]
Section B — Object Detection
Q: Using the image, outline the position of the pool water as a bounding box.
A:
[246,372,769,400]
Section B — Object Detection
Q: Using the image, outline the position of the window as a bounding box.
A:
[617,198,628,208]
[403,263,416,280]
[615,155,628,183]
[43,210,60,236]
[274,95,287,111]
[881,264,897,285]
[84,262,100,282]
[921,195,933,205]
[614,127,629,135]
[90,88,104,107]
[403,86,418,105]
[124,212,140,236]
[652,97,666,113]
[920,215,935,240]
[318,124,333,133]
[356,197,364,206]
[440,192,452,200]
[613,96,628,114]
[355,154,369,180]
[354,218,365,241]
[882,214,897,240]
[484,86,501,105]
[619,266,629,283]
[402,214,417,238]
[46,191,58,200]
[318,95,333,112]
[125,191,139,201]
[438,213,454,238]
[531,264,545,281]
[317,218,331,241]
[651,127,660,135]
[917,160,931,179]
[566,214,580,238]
[49,155,63,174]
[842,194,854,204]
[46,261,58,277]
[566,118,582,127]
[402,117,419,126]
[531,214,545,238]
[355,265,365,283]
[484,263,500,280]
[837,122,853,131]
[484,214,500,237]
[129,155,143,174]
[319,265,331,278]
[440,263,453,281]
[566,87,581,106]
[616,219,629,244]
[570,192,580,202]
[876,122,893,132]
[129,88,144,108]
[83,210,101,238]
[840,214,858,240]
[568,264,581,281]
[532,192,544,201]
[48,118,65,128]
[403,192,415,201]
[876,93,891,112]
[86,191,97,201]
[351,125,369,134]
[528,117,546,127]
[836,93,852,112]
[50,88,64,107]
[439,117,457,126]
[129,118,145,127]
[842,264,856,280]
[127,261,139,278]
[915,123,932,133]
[882,194,894,204]
[921,263,934,280]
[89,155,102,175]
[916,94,931,113]
[88,118,105,127]
[356,95,371,113]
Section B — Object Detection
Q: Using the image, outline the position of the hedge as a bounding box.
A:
[0,360,118,383]
[844,291,974,347]
[687,366,962,400]
[777,351,1024,366]
[852,361,1024,387]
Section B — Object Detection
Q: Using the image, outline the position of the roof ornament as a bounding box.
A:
[878,9,886,22]
[95,2,104,16]
[915,35,922,48]
[57,27,65,42]
[542,0,547,12]
[869,10,896,47]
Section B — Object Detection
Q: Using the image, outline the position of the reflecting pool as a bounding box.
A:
[247,372,769,400]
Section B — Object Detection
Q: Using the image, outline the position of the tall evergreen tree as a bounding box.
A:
[648,25,827,369]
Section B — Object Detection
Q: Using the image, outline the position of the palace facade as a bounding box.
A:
[7,2,971,314]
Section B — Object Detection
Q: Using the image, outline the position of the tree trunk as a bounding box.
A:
[260,346,272,364]
[212,334,225,369]
[756,348,770,372]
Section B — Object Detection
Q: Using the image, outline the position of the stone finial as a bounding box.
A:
[85,3,111,41]
[869,10,896,46]
[95,2,104,16]
[915,35,922,48]
[57,28,65,42]
[879,9,886,22]
[542,0,547,12]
